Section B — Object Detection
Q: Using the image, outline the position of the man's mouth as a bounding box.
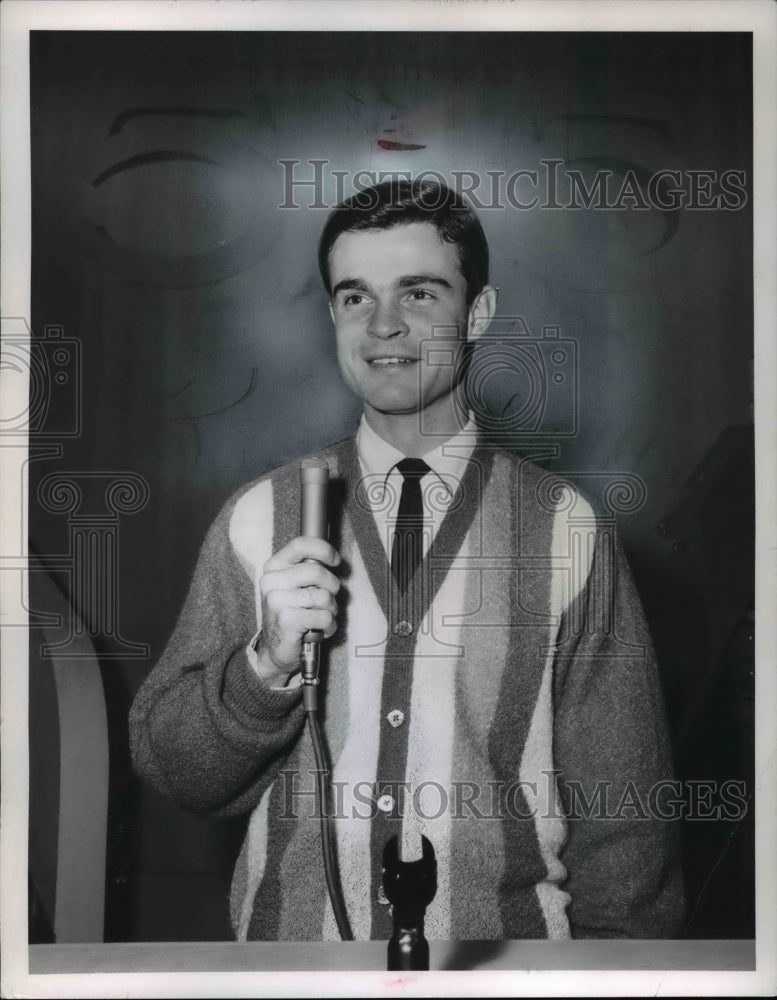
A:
[367,357,416,366]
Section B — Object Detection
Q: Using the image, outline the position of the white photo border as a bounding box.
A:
[2,1,775,997]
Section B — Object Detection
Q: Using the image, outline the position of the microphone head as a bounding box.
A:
[301,457,330,485]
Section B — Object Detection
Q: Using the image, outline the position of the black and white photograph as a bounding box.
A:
[1,1,775,996]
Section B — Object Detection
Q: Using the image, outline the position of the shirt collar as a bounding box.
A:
[356,413,478,494]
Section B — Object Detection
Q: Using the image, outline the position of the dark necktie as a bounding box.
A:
[390,457,431,592]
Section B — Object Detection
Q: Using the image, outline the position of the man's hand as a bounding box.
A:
[254,536,341,686]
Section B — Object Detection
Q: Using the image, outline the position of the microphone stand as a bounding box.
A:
[382,835,437,971]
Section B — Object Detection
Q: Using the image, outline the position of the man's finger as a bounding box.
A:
[260,561,340,597]
[263,536,341,573]
[265,587,336,612]
[277,606,335,636]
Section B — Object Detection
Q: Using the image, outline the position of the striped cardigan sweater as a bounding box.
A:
[130,436,684,940]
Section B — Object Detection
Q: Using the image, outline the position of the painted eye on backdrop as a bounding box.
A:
[527,113,686,291]
[74,108,281,288]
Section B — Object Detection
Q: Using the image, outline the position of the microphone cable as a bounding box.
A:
[302,641,353,942]
[299,458,352,941]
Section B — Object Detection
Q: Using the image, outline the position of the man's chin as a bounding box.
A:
[364,399,422,418]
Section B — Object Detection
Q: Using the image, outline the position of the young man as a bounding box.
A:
[130,180,684,942]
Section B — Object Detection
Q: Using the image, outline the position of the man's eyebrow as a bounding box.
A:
[332,278,370,296]
[398,275,454,290]
[331,274,455,296]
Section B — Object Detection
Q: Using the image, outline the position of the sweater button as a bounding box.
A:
[377,793,395,813]
[394,620,413,637]
[387,709,405,728]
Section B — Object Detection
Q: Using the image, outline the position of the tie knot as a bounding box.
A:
[396,457,431,481]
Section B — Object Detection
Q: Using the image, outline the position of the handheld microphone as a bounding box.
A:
[300,458,329,706]
[301,457,329,544]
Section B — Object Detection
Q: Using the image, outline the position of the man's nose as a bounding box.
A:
[368,299,409,339]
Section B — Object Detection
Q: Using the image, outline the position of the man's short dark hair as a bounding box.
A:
[318,178,490,305]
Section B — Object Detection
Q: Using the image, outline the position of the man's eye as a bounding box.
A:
[408,289,434,301]
[343,293,365,306]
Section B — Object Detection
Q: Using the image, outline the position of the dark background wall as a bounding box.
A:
[28,31,753,941]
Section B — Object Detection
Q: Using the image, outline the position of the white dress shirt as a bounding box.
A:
[355,413,478,561]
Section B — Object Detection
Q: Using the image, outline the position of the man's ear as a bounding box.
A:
[467,285,497,343]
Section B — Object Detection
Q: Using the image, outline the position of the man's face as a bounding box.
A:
[328,222,477,432]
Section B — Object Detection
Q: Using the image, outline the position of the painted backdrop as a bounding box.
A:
[28,31,753,941]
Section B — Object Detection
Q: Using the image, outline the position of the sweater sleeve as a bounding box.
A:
[553,524,686,938]
[129,490,306,817]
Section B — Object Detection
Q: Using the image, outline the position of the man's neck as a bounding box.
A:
[363,398,470,457]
